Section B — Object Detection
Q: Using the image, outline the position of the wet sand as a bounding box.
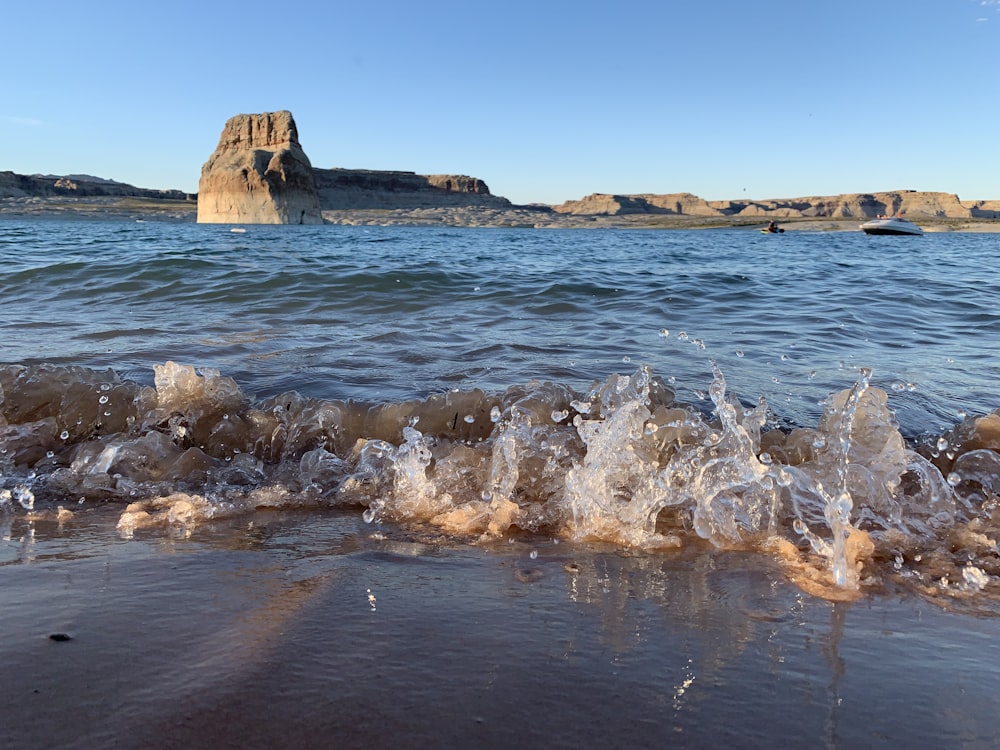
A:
[3,508,999,749]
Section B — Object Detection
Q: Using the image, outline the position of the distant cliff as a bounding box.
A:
[5,116,999,225]
[0,171,193,201]
[555,190,1000,220]
[313,168,511,210]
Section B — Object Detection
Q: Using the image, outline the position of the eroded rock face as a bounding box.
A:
[197,111,322,224]
[312,168,511,210]
[555,192,724,217]
[554,189,995,220]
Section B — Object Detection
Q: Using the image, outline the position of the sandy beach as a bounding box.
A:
[4,508,999,750]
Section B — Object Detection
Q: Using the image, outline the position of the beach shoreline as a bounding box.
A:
[3,507,999,749]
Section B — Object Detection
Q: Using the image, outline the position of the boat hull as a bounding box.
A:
[860,219,923,236]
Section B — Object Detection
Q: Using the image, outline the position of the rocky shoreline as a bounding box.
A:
[0,195,197,222]
[4,195,1000,231]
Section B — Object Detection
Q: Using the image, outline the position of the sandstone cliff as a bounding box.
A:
[313,168,511,210]
[555,192,724,217]
[555,190,1000,220]
[0,171,193,201]
[197,111,323,224]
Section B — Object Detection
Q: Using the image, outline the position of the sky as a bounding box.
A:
[3,0,998,205]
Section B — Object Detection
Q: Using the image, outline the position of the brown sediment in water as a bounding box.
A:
[2,361,999,607]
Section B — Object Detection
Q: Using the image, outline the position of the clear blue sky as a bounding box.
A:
[3,0,998,205]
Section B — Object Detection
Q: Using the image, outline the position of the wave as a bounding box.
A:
[1,360,998,604]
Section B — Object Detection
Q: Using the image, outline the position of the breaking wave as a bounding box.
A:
[3,360,998,603]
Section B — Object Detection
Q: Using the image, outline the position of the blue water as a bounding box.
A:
[2,221,997,435]
[2,220,1000,586]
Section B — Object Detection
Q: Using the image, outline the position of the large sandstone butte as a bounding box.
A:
[197,111,323,224]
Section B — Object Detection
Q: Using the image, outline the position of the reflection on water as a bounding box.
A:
[1,510,998,748]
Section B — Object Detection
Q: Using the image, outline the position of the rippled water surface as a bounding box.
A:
[2,221,998,433]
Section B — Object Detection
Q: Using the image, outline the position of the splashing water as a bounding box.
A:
[2,359,996,601]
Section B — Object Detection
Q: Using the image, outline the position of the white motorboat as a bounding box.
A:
[860,216,924,236]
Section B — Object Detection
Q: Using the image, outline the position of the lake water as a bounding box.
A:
[2,220,999,748]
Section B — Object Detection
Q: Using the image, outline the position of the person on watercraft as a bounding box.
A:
[766,220,778,233]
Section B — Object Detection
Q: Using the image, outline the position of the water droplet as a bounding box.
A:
[14,486,34,511]
[490,406,502,423]
[771,376,780,384]
[463,414,475,424]
[780,354,789,361]
[551,410,569,423]
[46,451,54,459]
[736,350,744,358]
[99,395,109,405]
[946,472,962,486]
[936,437,949,452]
[962,565,989,592]
[530,550,538,560]
[60,430,69,440]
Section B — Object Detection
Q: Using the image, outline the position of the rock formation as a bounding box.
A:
[0,171,192,200]
[196,111,323,224]
[555,192,723,217]
[554,190,1000,220]
[313,168,511,210]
